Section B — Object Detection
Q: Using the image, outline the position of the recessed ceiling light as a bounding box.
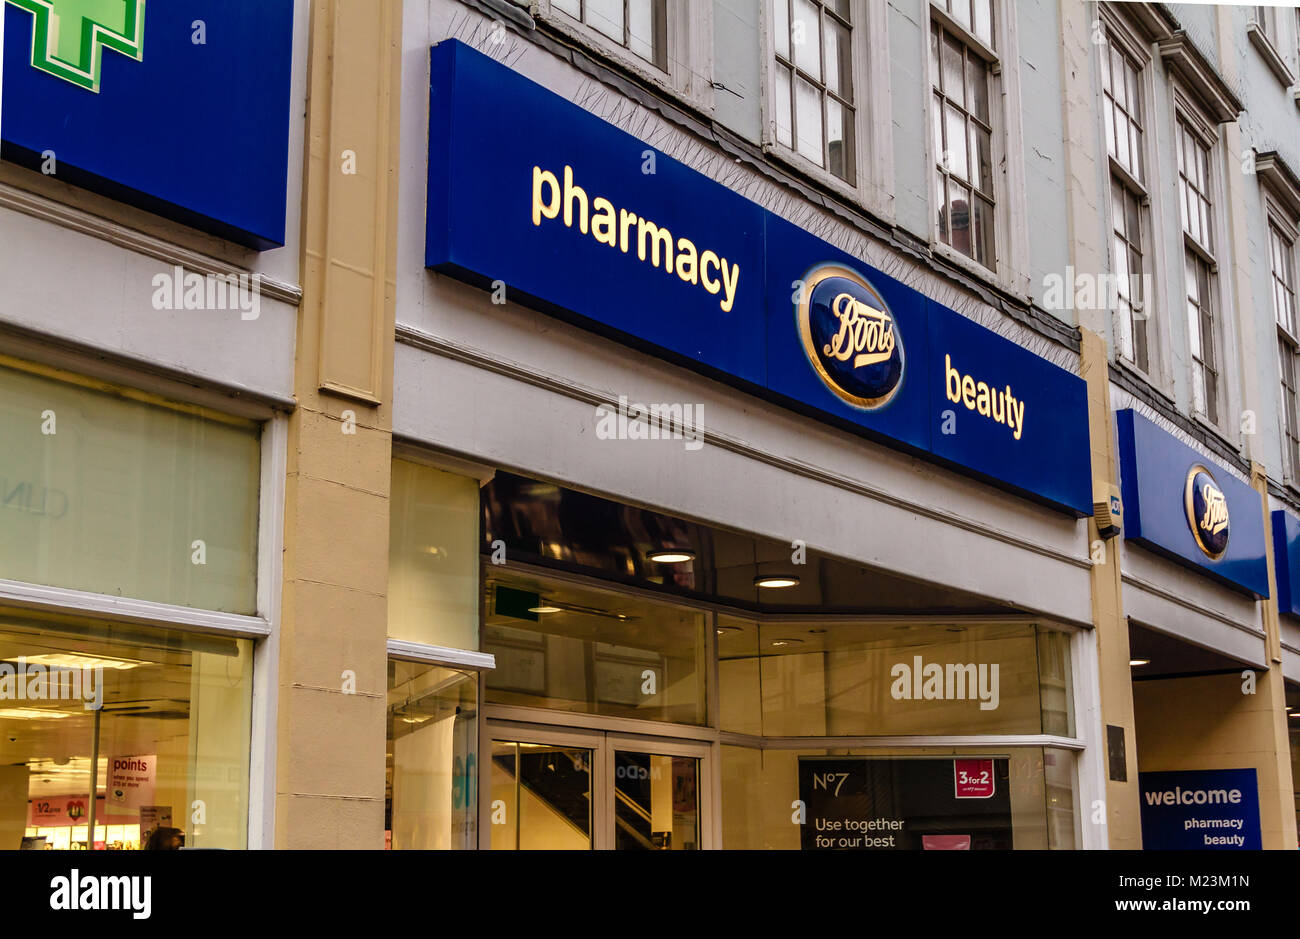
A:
[1129,658,1150,667]
[0,708,70,721]
[754,575,800,588]
[528,605,563,614]
[648,549,695,563]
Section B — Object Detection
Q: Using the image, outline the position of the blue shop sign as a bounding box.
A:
[1115,409,1268,596]
[1139,769,1261,850]
[1271,509,1300,617]
[2,0,295,249]
[425,40,1092,515]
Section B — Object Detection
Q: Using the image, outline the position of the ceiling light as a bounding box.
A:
[754,575,800,589]
[22,653,144,671]
[1129,658,1150,667]
[0,708,71,721]
[528,605,563,614]
[648,549,695,563]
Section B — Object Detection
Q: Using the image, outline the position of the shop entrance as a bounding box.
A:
[485,719,712,850]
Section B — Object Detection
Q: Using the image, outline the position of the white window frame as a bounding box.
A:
[922,0,1032,299]
[1171,87,1235,439]
[758,0,893,220]
[0,353,287,849]
[1098,8,1171,391]
[1265,196,1300,488]
[536,0,714,113]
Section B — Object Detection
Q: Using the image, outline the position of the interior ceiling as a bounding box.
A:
[1127,622,1251,679]
[481,471,1023,616]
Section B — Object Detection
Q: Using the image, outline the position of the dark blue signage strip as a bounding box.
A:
[2,1,295,249]
[1116,409,1268,596]
[1139,769,1262,850]
[1271,509,1300,617]
[425,40,1092,515]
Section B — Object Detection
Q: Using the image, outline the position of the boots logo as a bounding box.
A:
[796,263,905,409]
[1185,464,1229,559]
[9,0,146,93]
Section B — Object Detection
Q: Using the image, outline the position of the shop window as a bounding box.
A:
[721,745,1077,850]
[0,608,252,851]
[388,460,480,651]
[386,660,477,850]
[718,619,1073,737]
[771,0,856,184]
[0,359,260,613]
[482,571,708,725]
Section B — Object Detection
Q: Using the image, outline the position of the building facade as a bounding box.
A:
[0,0,1296,850]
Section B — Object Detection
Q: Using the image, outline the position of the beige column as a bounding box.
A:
[1250,462,1300,848]
[275,0,403,848]
[1080,328,1143,848]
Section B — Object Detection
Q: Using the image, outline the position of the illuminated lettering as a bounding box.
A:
[822,292,895,368]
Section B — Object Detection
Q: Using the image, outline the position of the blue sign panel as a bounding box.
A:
[1115,409,1268,596]
[1271,509,1300,617]
[426,39,1092,515]
[2,0,295,249]
[1139,769,1261,849]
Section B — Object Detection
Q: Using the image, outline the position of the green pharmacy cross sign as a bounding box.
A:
[7,0,145,92]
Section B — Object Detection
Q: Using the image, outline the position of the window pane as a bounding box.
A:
[827,97,854,183]
[932,92,945,162]
[0,611,253,850]
[966,54,989,123]
[389,459,481,650]
[1103,103,1116,159]
[719,620,1071,736]
[776,64,794,148]
[0,362,260,613]
[628,0,656,65]
[388,662,478,849]
[490,740,593,850]
[972,0,992,45]
[614,753,700,850]
[554,0,581,17]
[775,0,790,60]
[972,195,995,268]
[945,103,969,180]
[795,74,824,164]
[793,0,821,79]
[950,0,972,32]
[484,573,709,725]
[824,17,852,100]
[587,0,624,42]
[942,34,964,97]
[948,181,972,256]
[936,173,950,244]
[970,125,992,194]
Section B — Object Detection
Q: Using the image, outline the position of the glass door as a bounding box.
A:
[485,721,713,849]
[608,736,706,850]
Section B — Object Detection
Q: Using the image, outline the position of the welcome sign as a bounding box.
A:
[426,40,1091,515]
[1,0,295,248]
